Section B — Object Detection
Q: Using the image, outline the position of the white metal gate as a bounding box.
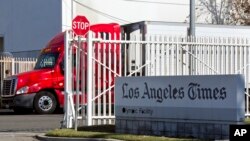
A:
[64,31,121,128]
[64,31,250,129]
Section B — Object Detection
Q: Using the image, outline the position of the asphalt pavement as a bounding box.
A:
[0,109,63,141]
[0,132,41,141]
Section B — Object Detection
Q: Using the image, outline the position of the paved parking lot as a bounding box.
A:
[0,109,63,141]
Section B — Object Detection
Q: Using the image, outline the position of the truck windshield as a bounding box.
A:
[34,53,59,69]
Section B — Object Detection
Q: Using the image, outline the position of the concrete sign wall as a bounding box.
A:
[115,75,245,139]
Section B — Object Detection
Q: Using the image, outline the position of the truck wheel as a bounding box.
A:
[34,91,57,114]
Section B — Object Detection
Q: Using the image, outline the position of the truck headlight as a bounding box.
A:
[16,86,29,95]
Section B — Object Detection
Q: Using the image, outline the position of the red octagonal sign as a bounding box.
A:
[72,15,90,36]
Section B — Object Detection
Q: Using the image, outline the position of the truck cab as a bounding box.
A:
[0,23,120,114]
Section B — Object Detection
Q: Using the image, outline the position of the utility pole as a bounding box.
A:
[189,0,195,36]
[188,0,195,75]
[71,0,74,21]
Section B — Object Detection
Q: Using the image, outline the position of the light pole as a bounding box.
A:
[189,0,195,36]
[188,0,195,75]
[71,0,74,21]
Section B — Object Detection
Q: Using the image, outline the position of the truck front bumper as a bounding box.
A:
[13,93,36,108]
[1,97,14,109]
[1,93,36,109]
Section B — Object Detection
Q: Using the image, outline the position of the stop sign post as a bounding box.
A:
[72,16,90,36]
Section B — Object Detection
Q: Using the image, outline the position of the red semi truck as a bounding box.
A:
[0,23,120,114]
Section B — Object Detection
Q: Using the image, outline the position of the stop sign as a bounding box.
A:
[72,16,90,36]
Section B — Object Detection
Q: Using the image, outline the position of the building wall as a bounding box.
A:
[74,0,189,25]
[62,0,73,31]
[0,0,65,57]
[1,0,247,57]
[0,0,189,57]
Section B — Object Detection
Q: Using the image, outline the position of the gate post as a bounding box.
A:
[87,31,93,126]
[64,31,74,128]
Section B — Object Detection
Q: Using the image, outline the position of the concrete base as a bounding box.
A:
[116,118,243,140]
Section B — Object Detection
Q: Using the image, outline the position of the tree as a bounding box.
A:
[196,0,250,25]
[196,0,233,24]
[230,0,250,25]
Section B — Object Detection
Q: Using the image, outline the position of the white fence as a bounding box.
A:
[63,31,250,129]
[0,57,37,82]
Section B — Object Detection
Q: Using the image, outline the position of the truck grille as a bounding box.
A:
[1,78,16,97]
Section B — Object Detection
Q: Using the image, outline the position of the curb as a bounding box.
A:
[36,134,121,141]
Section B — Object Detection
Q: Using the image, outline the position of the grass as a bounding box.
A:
[46,125,198,141]
[245,118,250,124]
[46,119,250,141]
